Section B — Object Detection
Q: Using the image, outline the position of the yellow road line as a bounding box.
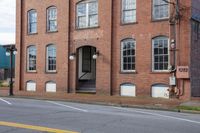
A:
[0,121,78,133]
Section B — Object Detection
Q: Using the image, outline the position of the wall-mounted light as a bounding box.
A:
[69,53,76,60]
[170,39,176,49]
[92,51,100,59]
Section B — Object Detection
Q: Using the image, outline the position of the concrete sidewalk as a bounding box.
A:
[1,90,199,113]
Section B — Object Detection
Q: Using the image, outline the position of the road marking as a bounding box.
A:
[47,101,88,112]
[113,107,200,125]
[0,121,78,133]
[0,98,12,105]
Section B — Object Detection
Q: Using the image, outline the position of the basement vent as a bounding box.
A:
[120,84,136,97]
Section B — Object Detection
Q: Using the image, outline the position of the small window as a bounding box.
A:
[47,6,57,32]
[151,84,169,98]
[77,0,98,28]
[27,46,36,72]
[152,0,169,20]
[152,37,169,71]
[122,0,136,23]
[28,9,37,34]
[121,39,136,72]
[46,44,56,72]
[46,81,56,92]
[26,81,36,91]
[120,83,136,97]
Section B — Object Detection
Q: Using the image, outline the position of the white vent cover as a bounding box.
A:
[26,81,36,91]
[46,82,56,92]
[120,84,136,97]
[152,85,169,99]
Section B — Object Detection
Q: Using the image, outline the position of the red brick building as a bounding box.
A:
[15,0,200,100]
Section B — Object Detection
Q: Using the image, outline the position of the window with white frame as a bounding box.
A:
[152,37,169,71]
[122,0,136,23]
[27,46,36,71]
[28,9,37,34]
[46,44,56,72]
[47,6,57,32]
[77,0,98,28]
[121,39,136,72]
[153,0,169,20]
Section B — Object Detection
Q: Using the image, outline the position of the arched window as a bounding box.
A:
[121,39,136,72]
[151,84,169,98]
[46,81,56,92]
[76,0,98,28]
[46,44,56,72]
[152,0,169,20]
[47,6,57,32]
[26,81,36,91]
[121,0,136,23]
[152,36,169,71]
[120,83,136,97]
[28,9,37,34]
[27,45,36,72]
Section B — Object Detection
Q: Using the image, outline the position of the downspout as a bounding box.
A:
[110,0,114,96]
[19,0,23,91]
[67,0,71,93]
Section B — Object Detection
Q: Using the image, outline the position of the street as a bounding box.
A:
[0,97,199,133]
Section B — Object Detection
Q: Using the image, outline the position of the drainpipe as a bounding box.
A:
[110,0,114,96]
[19,0,23,91]
[67,0,71,93]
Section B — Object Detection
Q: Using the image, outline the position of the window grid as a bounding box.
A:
[47,45,56,72]
[77,0,98,28]
[121,39,136,72]
[47,7,57,32]
[27,46,36,71]
[122,0,136,23]
[153,0,169,20]
[28,10,37,34]
[153,37,169,71]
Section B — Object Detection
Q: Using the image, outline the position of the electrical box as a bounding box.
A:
[169,76,176,86]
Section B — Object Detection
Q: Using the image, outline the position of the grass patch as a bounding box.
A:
[177,106,200,111]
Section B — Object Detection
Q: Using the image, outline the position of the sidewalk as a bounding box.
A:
[1,91,200,113]
[13,91,183,110]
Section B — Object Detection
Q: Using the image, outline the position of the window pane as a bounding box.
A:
[28,46,36,71]
[78,16,86,28]
[121,39,136,71]
[77,3,86,16]
[153,37,169,71]
[153,0,169,19]
[47,45,56,71]
[89,2,98,15]
[89,14,98,27]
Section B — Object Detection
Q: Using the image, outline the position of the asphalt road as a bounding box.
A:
[0,97,199,133]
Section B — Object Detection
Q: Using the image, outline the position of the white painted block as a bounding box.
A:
[46,82,56,92]
[121,84,136,97]
[27,82,36,91]
[152,86,169,99]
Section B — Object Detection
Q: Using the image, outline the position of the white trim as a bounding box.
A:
[121,38,136,72]
[46,44,57,72]
[27,45,37,72]
[152,37,170,72]
[152,0,170,20]
[76,0,98,28]
[121,0,137,24]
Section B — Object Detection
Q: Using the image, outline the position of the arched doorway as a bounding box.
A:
[76,46,96,93]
